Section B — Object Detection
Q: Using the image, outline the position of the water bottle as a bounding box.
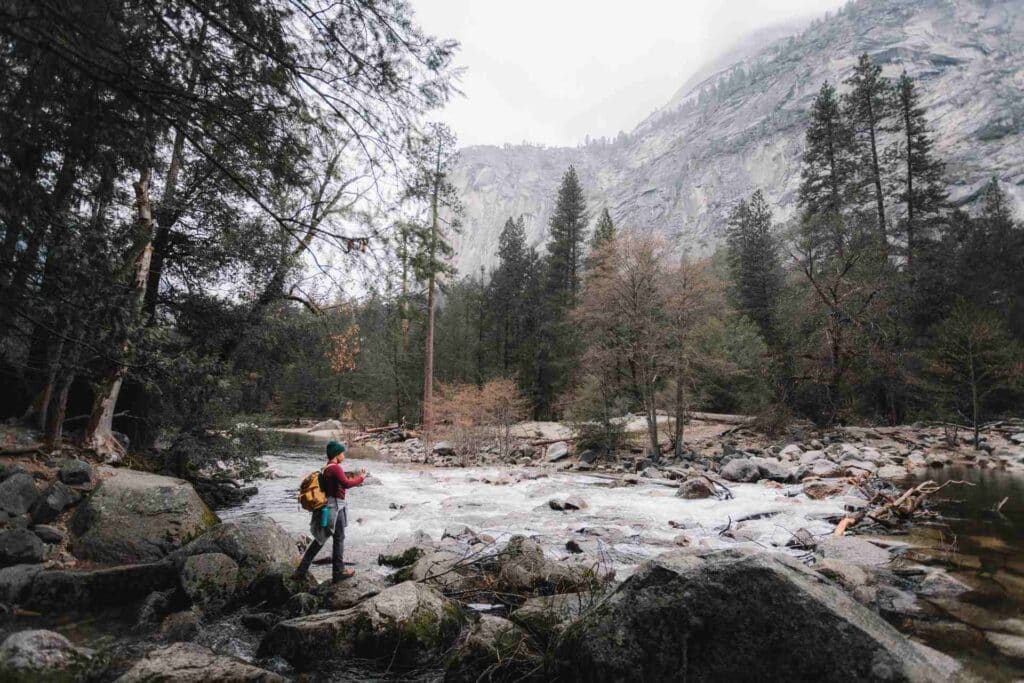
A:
[320,505,330,528]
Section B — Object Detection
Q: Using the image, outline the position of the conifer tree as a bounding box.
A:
[798,82,855,262]
[844,54,896,245]
[894,72,947,267]
[725,190,782,343]
[491,216,530,372]
[545,166,589,306]
[591,208,616,249]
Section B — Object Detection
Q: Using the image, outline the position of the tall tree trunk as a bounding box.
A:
[83,168,156,457]
[422,172,440,440]
[866,103,888,246]
[673,374,686,459]
[902,100,915,269]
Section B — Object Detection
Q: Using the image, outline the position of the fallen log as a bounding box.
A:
[364,424,399,434]
[0,444,45,456]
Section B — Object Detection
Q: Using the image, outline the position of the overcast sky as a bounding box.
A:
[412,0,848,148]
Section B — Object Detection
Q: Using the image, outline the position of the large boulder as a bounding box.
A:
[0,629,94,682]
[319,571,388,610]
[172,514,295,590]
[511,592,590,642]
[180,552,238,610]
[719,458,761,483]
[0,473,38,516]
[246,562,318,608]
[0,529,44,567]
[30,481,80,524]
[378,530,435,567]
[676,477,715,499]
[70,468,217,564]
[25,562,178,611]
[495,536,599,596]
[556,547,951,682]
[259,581,464,669]
[116,642,285,682]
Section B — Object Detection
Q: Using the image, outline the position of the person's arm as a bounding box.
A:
[326,463,365,489]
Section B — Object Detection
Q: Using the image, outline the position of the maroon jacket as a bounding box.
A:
[323,463,365,499]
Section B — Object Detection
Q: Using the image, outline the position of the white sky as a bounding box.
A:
[412,0,848,148]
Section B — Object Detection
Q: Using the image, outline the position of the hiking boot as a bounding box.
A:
[332,569,355,583]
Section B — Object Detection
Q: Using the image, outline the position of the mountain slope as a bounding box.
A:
[451,0,1024,273]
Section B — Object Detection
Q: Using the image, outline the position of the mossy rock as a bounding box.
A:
[259,581,464,670]
[445,615,537,683]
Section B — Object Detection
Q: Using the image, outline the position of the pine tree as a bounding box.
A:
[591,208,616,249]
[725,190,782,343]
[546,166,589,306]
[404,122,462,437]
[894,72,947,267]
[798,82,855,262]
[491,216,530,372]
[844,54,896,246]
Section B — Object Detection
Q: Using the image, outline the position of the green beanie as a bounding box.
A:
[326,441,346,459]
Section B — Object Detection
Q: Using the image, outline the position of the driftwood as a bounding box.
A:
[834,478,973,536]
[528,437,569,447]
[364,424,399,433]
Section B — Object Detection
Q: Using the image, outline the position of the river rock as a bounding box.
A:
[161,609,202,641]
[319,571,388,610]
[496,535,597,595]
[926,453,950,467]
[0,629,94,681]
[442,524,480,543]
[30,524,63,545]
[799,449,826,465]
[25,562,178,611]
[546,441,570,462]
[30,480,80,524]
[556,547,949,682]
[395,549,466,591]
[778,444,803,460]
[817,536,892,568]
[1010,432,1024,445]
[71,468,217,564]
[511,592,588,641]
[796,459,844,480]
[719,458,761,483]
[446,615,531,683]
[0,564,43,604]
[181,552,238,610]
[0,473,38,516]
[117,642,286,682]
[172,514,295,590]
[247,562,317,607]
[750,457,794,482]
[284,592,320,617]
[432,441,456,456]
[676,477,715,499]
[802,480,847,500]
[876,465,908,480]
[378,531,434,567]
[258,581,464,668]
[58,459,95,486]
[0,529,44,566]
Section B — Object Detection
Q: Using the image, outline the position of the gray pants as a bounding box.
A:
[296,499,347,582]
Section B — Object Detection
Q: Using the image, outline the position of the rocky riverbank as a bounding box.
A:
[2,417,1022,680]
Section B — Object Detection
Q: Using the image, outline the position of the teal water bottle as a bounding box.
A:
[320,506,330,528]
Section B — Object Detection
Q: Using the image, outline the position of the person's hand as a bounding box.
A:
[359,468,367,477]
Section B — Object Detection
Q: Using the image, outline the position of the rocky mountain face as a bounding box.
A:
[451,0,1024,273]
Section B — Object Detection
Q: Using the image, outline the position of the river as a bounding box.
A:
[223,443,849,582]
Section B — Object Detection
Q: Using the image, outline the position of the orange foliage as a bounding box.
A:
[326,325,360,373]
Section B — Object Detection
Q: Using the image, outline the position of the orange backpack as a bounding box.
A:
[298,469,327,511]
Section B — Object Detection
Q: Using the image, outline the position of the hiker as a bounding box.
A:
[294,440,366,582]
